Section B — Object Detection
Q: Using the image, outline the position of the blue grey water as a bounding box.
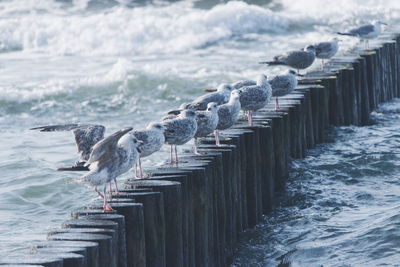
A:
[1,0,400,264]
[232,100,400,266]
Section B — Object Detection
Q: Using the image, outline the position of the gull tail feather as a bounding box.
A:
[259,61,285,65]
[337,32,354,36]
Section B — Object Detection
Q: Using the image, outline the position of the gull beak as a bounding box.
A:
[204,88,217,92]
[296,73,305,77]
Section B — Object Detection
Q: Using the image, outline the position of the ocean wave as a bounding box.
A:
[0,1,292,56]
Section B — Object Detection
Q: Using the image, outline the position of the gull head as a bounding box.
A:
[132,137,144,153]
[256,74,268,85]
[217,83,233,92]
[288,69,297,76]
[122,133,144,153]
[373,20,388,26]
[206,102,218,112]
[147,122,166,132]
[230,89,242,100]
[305,45,316,53]
[182,109,197,118]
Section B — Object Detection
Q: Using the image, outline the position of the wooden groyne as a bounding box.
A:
[2,32,400,267]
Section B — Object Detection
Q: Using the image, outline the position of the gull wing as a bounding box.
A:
[30,124,106,161]
[86,127,132,166]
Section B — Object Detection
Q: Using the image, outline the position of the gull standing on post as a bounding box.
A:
[239,74,272,126]
[337,21,387,49]
[162,109,198,164]
[30,124,105,170]
[259,45,316,75]
[215,90,242,146]
[314,38,340,70]
[269,69,298,111]
[193,102,219,154]
[187,83,233,110]
[130,122,166,178]
[81,127,142,211]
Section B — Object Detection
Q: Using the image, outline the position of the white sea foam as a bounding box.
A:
[0,1,292,56]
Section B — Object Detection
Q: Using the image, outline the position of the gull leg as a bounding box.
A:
[275,97,281,111]
[174,145,179,166]
[95,186,105,199]
[247,110,253,126]
[321,59,325,71]
[134,163,138,178]
[109,182,112,194]
[169,145,174,164]
[103,185,113,211]
[214,130,221,146]
[194,138,204,155]
[113,178,119,194]
[138,157,144,178]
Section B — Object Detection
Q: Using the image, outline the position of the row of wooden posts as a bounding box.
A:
[2,32,400,267]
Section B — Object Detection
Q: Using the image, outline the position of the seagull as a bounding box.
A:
[130,122,166,178]
[314,38,340,70]
[260,45,316,74]
[81,127,142,211]
[30,124,105,169]
[162,109,198,164]
[215,90,242,146]
[337,20,387,49]
[193,102,219,154]
[238,74,272,126]
[269,69,298,110]
[187,83,233,110]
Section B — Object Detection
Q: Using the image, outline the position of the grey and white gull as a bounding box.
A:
[130,122,166,178]
[193,102,219,154]
[187,83,233,110]
[162,109,198,164]
[260,45,316,74]
[338,20,387,49]
[269,69,298,110]
[30,124,105,169]
[215,89,242,146]
[238,74,272,126]
[314,38,340,70]
[81,127,142,211]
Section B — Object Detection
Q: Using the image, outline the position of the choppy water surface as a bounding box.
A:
[232,100,400,266]
[1,0,400,261]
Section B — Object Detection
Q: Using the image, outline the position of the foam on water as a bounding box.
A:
[0,1,294,56]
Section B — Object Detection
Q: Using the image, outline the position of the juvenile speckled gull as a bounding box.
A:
[338,21,387,49]
[188,83,233,110]
[81,127,142,211]
[162,109,198,164]
[130,122,166,178]
[269,69,298,110]
[260,45,316,74]
[30,124,105,169]
[314,38,340,70]
[215,89,242,146]
[193,102,219,154]
[239,74,272,126]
